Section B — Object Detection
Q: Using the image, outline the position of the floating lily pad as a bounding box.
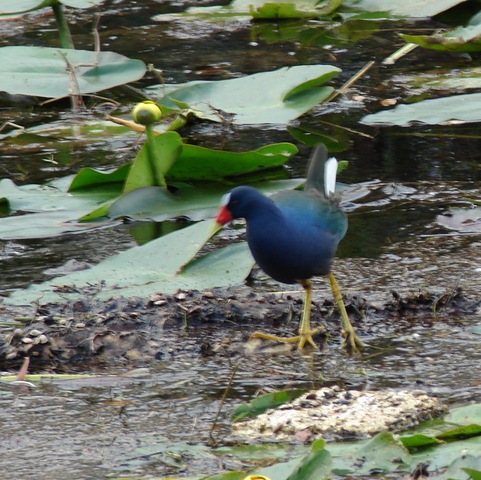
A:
[401,11,481,53]
[445,404,481,426]
[0,46,146,98]
[361,93,481,126]
[169,143,298,181]
[342,0,467,18]
[155,0,327,20]
[5,221,254,306]
[250,0,343,19]
[153,65,341,125]
[69,141,297,190]
[0,0,104,14]
[232,389,307,422]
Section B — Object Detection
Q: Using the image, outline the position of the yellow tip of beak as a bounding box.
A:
[210,221,223,237]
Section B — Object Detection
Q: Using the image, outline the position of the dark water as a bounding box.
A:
[0,1,480,479]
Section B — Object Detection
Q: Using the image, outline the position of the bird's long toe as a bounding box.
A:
[296,330,323,349]
[341,328,364,353]
[250,329,323,350]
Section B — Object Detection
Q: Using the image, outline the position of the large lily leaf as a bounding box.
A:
[169,143,298,181]
[0,0,104,14]
[0,173,304,239]
[62,0,105,7]
[0,178,114,215]
[68,165,131,191]
[0,119,137,149]
[107,180,305,222]
[153,65,340,125]
[445,404,481,425]
[342,0,468,18]
[250,0,343,19]
[68,142,297,191]
[361,93,481,126]
[0,46,146,98]
[232,389,307,422]
[0,177,121,239]
[157,0,467,20]
[155,0,336,20]
[401,11,481,53]
[5,221,254,306]
[0,0,52,14]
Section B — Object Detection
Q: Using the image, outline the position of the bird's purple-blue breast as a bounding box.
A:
[245,190,347,283]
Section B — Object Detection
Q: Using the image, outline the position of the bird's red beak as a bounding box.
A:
[215,205,233,225]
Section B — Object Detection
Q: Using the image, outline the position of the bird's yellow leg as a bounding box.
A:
[328,272,364,353]
[250,280,323,349]
[296,280,318,349]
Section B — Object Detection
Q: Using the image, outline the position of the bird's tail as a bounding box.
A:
[304,144,339,199]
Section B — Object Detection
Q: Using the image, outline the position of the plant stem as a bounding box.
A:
[51,1,75,49]
[145,125,167,188]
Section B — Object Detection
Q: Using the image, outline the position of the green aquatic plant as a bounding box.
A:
[0,0,146,103]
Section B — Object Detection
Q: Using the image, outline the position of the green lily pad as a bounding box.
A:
[0,209,122,240]
[401,11,481,53]
[5,220,255,306]
[445,404,481,426]
[361,93,481,126]
[0,176,116,214]
[401,30,481,53]
[285,448,333,480]
[0,119,137,153]
[62,0,105,7]
[232,389,307,422]
[156,0,320,19]
[0,0,52,15]
[400,434,443,449]
[0,46,146,98]
[250,0,343,19]
[342,0,467,18]
[106,180,305,223]
[153,64,340,125]
[68,164,131,191]
[443,456,481,480]
[69,142,297,190]
[169,143,298,181]
[0,172,304,239]
[410,437,481,472]
[437,425,481,440]
[0,0,104,14]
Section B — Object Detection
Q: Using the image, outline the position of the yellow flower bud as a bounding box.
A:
[242,476,271,480]
[132,101,162,126]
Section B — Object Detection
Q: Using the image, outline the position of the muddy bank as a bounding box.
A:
[1,268,479,372]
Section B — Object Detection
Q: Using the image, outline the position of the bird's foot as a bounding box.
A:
[250,328,324,350]
[341,327,364,354]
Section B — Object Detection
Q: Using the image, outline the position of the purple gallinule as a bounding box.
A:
[215,145,363,352]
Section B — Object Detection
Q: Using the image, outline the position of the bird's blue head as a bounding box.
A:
[215,186,271,225]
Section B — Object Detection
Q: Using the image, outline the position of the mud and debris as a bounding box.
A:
[232,386,447,441]
[0,279,479,372]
